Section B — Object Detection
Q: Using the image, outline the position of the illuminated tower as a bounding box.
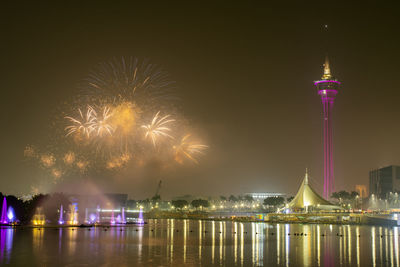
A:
[315,56,340,199]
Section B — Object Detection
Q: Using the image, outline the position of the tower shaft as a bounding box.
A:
[315,56,340,199]
[321,96,335,198]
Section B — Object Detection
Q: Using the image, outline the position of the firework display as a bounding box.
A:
[25,57,208,182]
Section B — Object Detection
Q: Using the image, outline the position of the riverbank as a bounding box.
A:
[144,210,400,226]
[2,211,398,227]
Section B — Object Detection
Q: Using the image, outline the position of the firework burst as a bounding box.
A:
[63,151,76,165]
[65,106,96,138]
[92,106,114,137]
[142,111,175,147]
[84,57,175,109]
[52,169,62,179]
[173,134,208,164]
[40,153,56,168]
[76,160,89,172]
[106,153,131,170]
[109,101,138,136]
[24,145,36,158]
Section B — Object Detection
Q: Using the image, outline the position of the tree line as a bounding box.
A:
[0,192,71,223]
[171,199,210,210]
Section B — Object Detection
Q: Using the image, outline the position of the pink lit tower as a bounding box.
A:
[315,56,340,199]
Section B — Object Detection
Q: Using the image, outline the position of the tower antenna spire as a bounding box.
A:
[322,55,332,80]
[305,168,309,185]
[322,24,332,80]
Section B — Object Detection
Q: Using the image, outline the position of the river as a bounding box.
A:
[0,219,399,266]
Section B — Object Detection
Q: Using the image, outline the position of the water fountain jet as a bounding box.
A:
[68,204,78,225]
[96,205,100,224]
[121,207,126,224]
[6,207,14,223]
[110,209,115,225]
[58,205,64,225]
[138,207,144,225]
[32,207,45,225]
[0,197,8,224]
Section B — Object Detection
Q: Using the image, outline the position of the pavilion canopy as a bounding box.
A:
[288,170,334,210]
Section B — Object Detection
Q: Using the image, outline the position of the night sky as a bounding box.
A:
[1,2,399,198]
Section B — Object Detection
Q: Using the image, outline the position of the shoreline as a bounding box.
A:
[4,214,397,228]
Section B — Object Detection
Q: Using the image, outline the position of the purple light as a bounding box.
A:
[89,213,96,223]
[138,208,144,225]
[0,228,14,263]
[6,208,14,222]
[316,76,339,199]
[116,214,121,224]
[314,80,341,85]
[318,89,338,96]
[1,198,9,224]
[96,205,100,223]
[110,210,115,225]
[58,205,64,225]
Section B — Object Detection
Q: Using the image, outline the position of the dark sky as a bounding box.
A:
[1,2,399,198]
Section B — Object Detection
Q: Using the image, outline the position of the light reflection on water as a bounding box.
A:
[0,221,400,266]
[0,228,13,264]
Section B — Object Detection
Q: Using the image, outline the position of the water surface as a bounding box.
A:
[1,219,399,266]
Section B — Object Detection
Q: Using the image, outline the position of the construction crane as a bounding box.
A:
[152,180,162,201]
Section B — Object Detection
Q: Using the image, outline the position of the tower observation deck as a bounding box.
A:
[314,56,340,199]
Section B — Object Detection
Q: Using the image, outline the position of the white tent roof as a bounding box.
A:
[288,170,333,209]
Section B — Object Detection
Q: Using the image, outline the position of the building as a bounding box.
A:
[315,56,341,199]
[247,193,286,202]
[369,165,400,199]
[287,170,342,212]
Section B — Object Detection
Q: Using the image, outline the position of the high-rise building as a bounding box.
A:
[246,193,286,202]
[315,57,340,199]
[369,165,400,199]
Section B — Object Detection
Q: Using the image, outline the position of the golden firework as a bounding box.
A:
[24,145,36,158]
[40,154,55,168]
[106,153,131,169]
[63,151,75,165]
[52,169,62,179]
[110,102,138,135]
[92,106,114,137]
[65,106,96,138]
[76,160,89,172]
[142,111,174,146]
[173,134,208,164]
